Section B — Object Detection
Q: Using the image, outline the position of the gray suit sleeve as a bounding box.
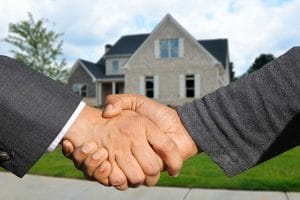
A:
[177,47,300,177]
[0,56,82,177]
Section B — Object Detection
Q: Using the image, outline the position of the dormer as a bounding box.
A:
[104,34,149,75]
[105,57,128,75]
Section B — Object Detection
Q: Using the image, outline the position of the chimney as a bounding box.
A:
[105,44,112,53]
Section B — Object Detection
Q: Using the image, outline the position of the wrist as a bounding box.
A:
[63,105,104,148]
[179,126,199,160]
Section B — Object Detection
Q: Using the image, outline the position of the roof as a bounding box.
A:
[198,39,228,66]
[79,35,228,79]
[105,34,228,66]
[80,59,124,79]
[105,34,149,56]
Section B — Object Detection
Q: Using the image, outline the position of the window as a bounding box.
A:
[145,76,154,98]
[72,83,87,97]
[112,60,119,74]
[159,38,179,58]
[186,75,195,97]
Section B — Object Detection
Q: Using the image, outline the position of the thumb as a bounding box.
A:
[102,94,146,118]
[62,139,74,158]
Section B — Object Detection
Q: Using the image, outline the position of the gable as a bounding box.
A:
[74,14,229,80]
[124,14,223,70]
[68,60,97,82]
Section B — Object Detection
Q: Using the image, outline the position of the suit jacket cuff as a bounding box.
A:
[46,101,86,152]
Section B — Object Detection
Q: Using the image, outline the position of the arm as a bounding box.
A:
[177,47,300,176]
[63,106,183,190]
[0,55,82,177]
[0,56,182,190]
[98,47,300,177]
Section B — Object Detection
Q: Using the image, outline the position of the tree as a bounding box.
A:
[229,62,237,82]
[4,12,68,82]
[247,53,275,74]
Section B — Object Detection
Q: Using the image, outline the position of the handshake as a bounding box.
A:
[61,94,199,190]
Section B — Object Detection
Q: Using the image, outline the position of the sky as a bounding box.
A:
[0,0,299,75]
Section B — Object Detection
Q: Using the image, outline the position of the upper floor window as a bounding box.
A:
[159,38,179,58]
[145,76,154,98]
[185,75,195,98]
[72,83,87,97]
[112,60,119,74]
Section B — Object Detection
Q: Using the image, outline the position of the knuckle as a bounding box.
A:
[172,160,183,172]
[162,139,176,153]
[143,165,160,176]
[110,176,127,186]
[144,175,160,187]
[129,173,145,185]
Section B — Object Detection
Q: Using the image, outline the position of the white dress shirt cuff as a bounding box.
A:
[46,101,86,152]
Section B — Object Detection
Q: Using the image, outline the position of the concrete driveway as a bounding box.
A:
[1,172,299,200]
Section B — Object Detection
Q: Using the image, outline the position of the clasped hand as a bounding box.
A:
[62,94,198,190]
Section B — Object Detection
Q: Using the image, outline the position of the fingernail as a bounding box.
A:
[171,173,179,177]
[92,150,103,160]
[81,143,94,153]
[104,104,113,112]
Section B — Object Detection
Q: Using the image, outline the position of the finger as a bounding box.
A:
[143,153,163,187]
[72,141,97,169]
[115,151,145,187]
[62,140,74,158]
[131,136,162,177]
[82,148,109,178]
[93,161,112,186]
[103,94,146,118]
[109,161,128,190]
[145,124,183,176]
[144,173,161,187]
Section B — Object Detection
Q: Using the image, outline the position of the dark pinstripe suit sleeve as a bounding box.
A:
[0,56,82,177]
[177,47,300,177]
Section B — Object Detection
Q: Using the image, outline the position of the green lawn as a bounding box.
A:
[1,147,300,191]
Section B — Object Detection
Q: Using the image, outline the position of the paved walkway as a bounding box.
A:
[1,172,299,200]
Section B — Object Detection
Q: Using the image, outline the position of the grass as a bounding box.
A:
[1,146,300,191]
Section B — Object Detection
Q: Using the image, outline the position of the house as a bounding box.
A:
[68,14,230,106]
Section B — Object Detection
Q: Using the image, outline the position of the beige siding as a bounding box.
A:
[105,57,129,75]
[125,19,225,106]
[67,65,95,97]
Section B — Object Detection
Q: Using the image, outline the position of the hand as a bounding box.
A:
[62,105,183,190]
[62,140,162,188]
[62,140,112,185]
[102,94,199,161]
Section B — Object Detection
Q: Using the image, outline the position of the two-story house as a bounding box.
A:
[68,14,230,106]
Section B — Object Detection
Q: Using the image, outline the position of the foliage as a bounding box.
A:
[229,62,237,82]
[247,53,275,74]
[1,147,299,191]
[4,12,68,82]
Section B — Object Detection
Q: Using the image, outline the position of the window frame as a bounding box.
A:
[72,83,88,97]
[159,38,179,58]
[185,75,195,98]
[145,76,154,98]
[112,60,119,74]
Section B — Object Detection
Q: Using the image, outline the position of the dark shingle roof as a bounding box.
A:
[198,39,228,67]
[81,35,228,79]
[105,34,149,56]
[105,34,228,66]
[80,59,124,79]
[80,59,103,78]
